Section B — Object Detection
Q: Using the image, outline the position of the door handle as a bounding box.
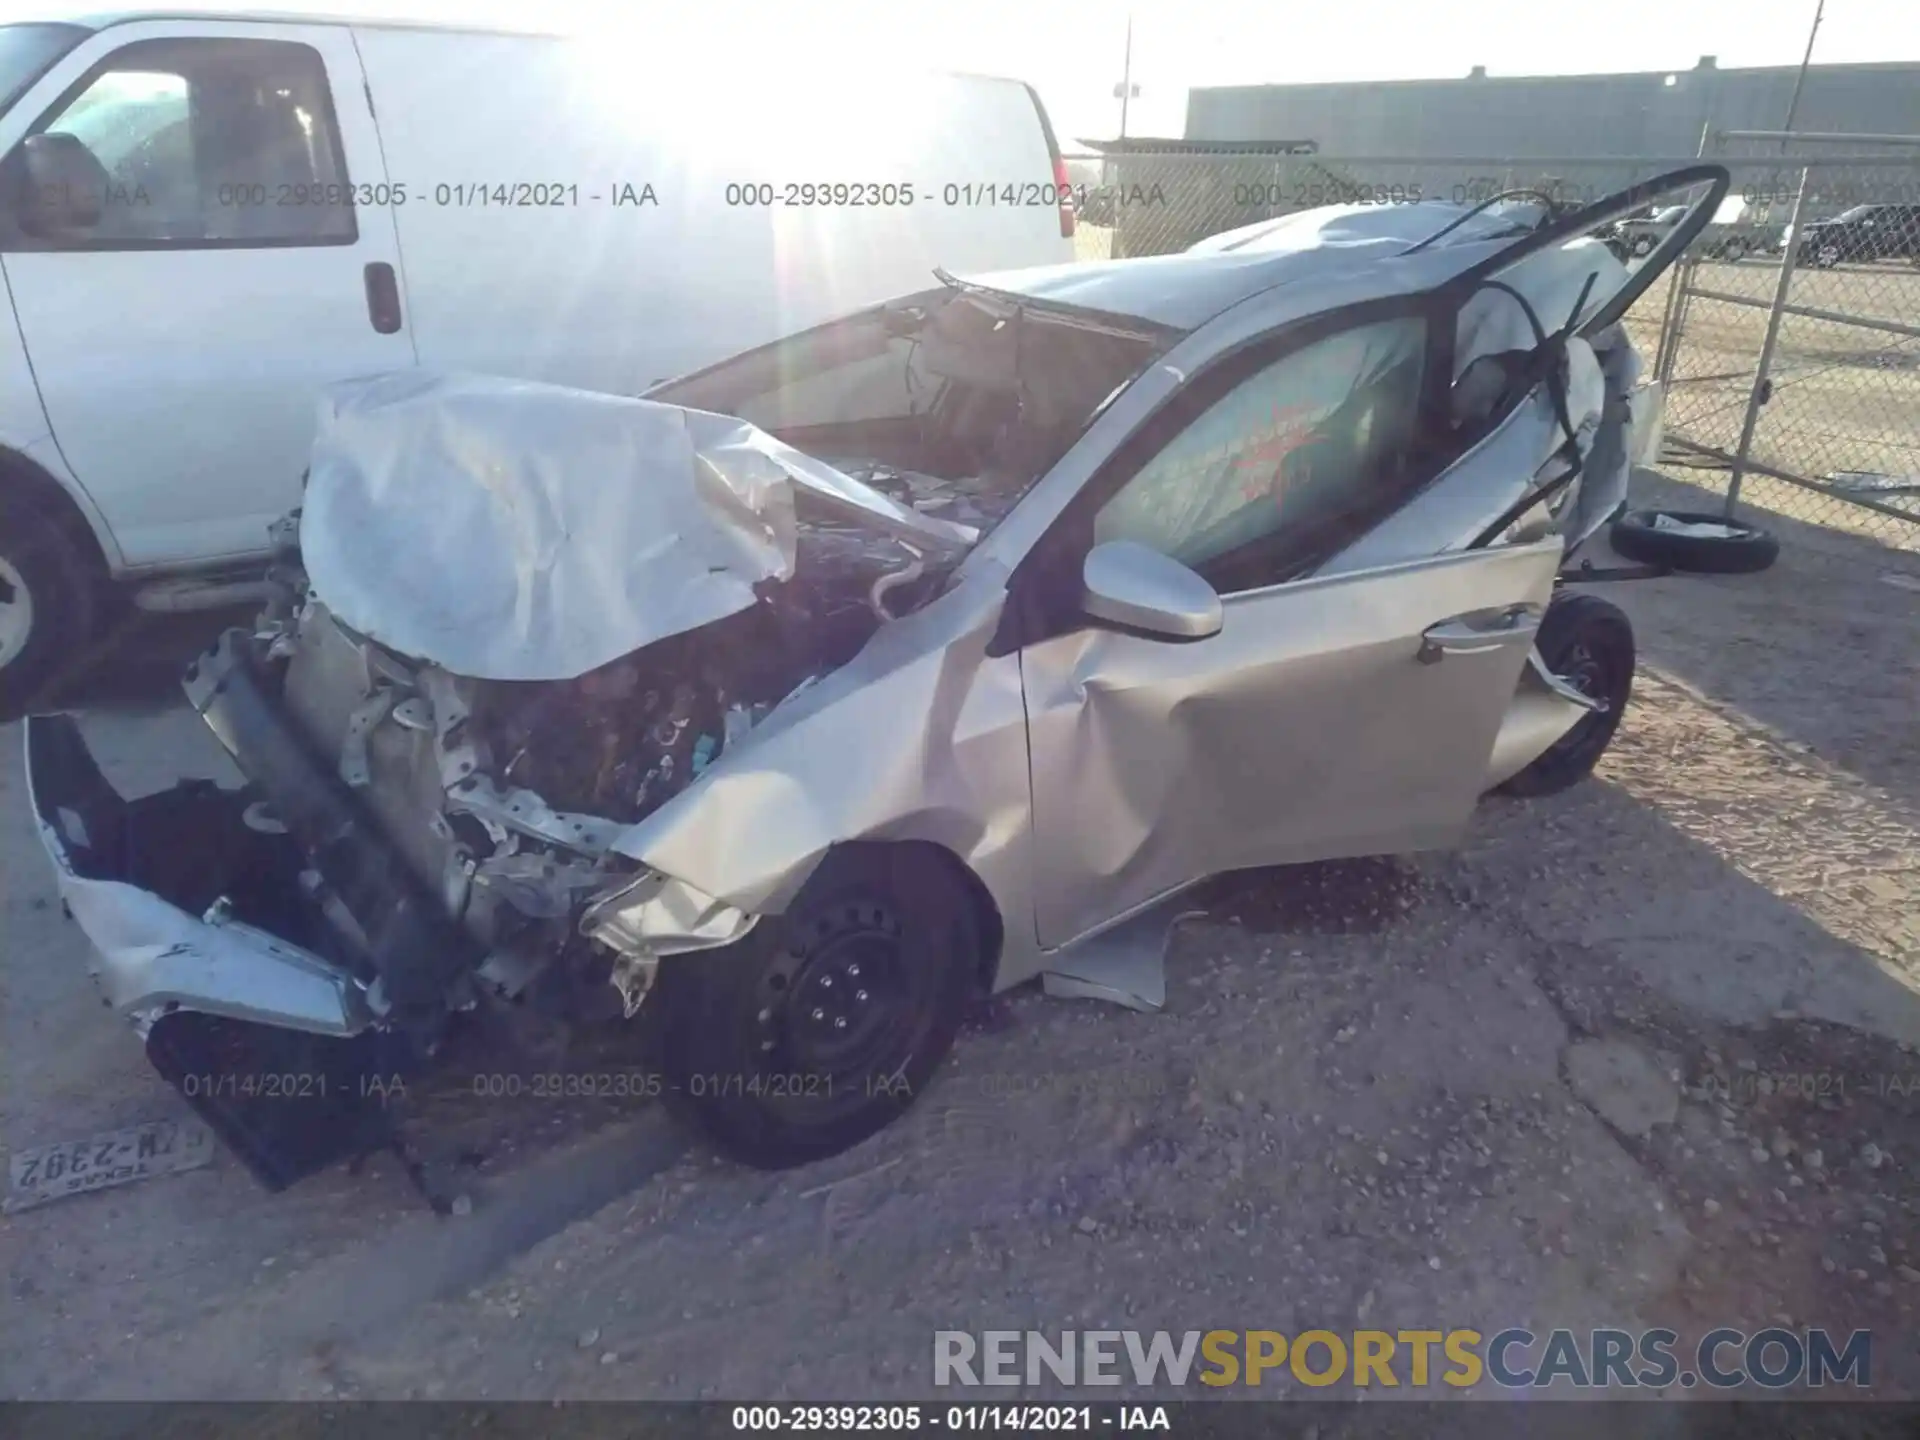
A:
[364,262,403,335]
[1418,607,1540,663]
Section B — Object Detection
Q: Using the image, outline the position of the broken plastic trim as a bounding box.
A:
[580,870,759,956]
[579,870,761,1016]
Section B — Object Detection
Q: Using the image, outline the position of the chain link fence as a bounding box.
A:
[1651,133,1920,553]
[1064,141,1920,558]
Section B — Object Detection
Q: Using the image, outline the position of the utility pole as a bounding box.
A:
[1114,12,1139,139]
[1780,0,1825,147]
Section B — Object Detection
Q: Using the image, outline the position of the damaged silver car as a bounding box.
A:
[26,166,1729,1189]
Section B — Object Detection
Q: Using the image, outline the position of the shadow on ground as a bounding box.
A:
[1616,469,1919,812]
[25,605,249,718]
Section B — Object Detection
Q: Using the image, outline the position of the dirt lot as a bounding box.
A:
[2,472,1916,1408]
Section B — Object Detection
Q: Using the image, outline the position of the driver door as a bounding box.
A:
[1018,309,1561,948]
[0,21,412,568]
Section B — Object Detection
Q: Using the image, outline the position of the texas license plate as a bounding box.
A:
[6,1118,216,1213]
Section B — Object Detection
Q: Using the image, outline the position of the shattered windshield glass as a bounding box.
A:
[653,284,1170,538]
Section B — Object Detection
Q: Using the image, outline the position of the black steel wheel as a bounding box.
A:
[1497,594,1635,799]
[650,844,982,1169]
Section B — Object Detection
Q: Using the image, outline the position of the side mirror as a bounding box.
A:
[17,134,108,237]
[1081,540,1223,641]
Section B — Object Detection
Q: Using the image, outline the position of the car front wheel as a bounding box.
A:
[649,844,982,1169]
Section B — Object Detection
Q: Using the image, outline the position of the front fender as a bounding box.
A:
[607,567,1041,982]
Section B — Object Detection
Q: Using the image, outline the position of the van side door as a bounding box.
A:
[0,20,413,570]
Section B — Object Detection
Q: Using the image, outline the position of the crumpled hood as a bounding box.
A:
[299,372,977,683]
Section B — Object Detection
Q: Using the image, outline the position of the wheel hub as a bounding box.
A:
[0,556,34,670]
[757,899,908,1079]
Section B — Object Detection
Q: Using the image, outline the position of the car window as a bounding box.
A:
[19,37,353,247]
[1093,316,1427,587]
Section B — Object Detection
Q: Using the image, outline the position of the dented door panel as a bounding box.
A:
[1022,539,1563,948]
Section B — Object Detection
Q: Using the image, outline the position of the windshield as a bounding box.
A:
[653,285,1169,538]
[1830,205,1878,222]
[0,22,85,116]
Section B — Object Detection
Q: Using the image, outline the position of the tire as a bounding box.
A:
[1497,594,1634,799]
[0,490,100,718]
[650,844,981,1169]
[1609,508,1780,574]
[1720,237,1748,263]
[1631,235,1657,258]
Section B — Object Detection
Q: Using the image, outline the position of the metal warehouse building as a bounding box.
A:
[1184,57,1920,156]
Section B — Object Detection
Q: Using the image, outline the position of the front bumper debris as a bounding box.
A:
[25,713,413,1190]
[25,714,371,1037]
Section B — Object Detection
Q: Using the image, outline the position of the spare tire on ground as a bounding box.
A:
[1608,508,1780,574]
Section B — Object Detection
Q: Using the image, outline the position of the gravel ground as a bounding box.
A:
[2,477,1915,1408]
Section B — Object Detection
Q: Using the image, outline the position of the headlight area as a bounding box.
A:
[579,869,761,1016]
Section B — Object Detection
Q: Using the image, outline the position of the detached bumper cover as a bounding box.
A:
[25,713,372,1037]
[182,628,482,1027]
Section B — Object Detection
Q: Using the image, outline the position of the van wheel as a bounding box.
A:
[0,492,99,718]
[650,845,980,1169]
[1497,594,1634,799]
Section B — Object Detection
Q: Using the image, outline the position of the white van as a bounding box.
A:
[0,10,1076,707]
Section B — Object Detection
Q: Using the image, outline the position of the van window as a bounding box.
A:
[12,37,354,247]
[0,22,86,116]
